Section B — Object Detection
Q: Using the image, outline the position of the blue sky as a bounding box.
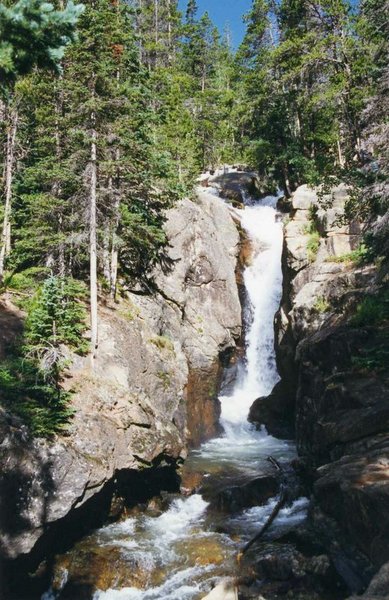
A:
[178,0,252,48]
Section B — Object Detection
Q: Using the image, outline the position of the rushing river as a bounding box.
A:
[44,192,307,600]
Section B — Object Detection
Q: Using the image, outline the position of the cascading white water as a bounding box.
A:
[57,191,305,600]
[219,196,283,429]
[197,195,288,469]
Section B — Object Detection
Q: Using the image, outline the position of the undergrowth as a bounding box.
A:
[0,275,88,437]
[326,243,370,265]
[303,204,322,262]
[352,330,389,373]
[351,289,389,327]
[351,289,389,373]
[0,357,74,436]
[150,335,174,352]
[313,296,331,313]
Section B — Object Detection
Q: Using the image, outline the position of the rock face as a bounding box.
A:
[263,183,389,594]
[137,189,242,446]
[0,189,241,581]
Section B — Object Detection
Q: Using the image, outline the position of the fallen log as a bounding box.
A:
[240,487,287,556]
[238,455,288,560]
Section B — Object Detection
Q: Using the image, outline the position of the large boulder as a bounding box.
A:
[201,580,238,600]
[347,561,389,599]
[313,447,389,570]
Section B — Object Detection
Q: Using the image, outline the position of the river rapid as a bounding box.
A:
[44,191,307,600]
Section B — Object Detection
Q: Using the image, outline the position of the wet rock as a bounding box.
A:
[206,473,280,513]
[313,447,389,570]
[186,362,223,446]
[209,171,267,203]
[140,188,242,446]
[277,196,292,213]
[253,543,331,581]
[175,536,229,567]
[249,380,295,440]
[238,531,346,600]
[51,542,152,597]
[179,465,205,495]
[295,326,389,463]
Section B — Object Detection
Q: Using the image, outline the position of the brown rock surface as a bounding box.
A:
[0,188,242,573]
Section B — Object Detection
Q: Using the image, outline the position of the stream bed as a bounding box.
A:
[44,192,308,600]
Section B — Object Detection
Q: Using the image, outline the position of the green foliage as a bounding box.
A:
[118,300,140,322]
[0,357,74,436]
[0,0,83,93]
[301,204,322,261]
[351,326,389,373]
[0,276,86,436]
[352,335,389,373]
[157,369,171,389]
[351,290,389,327]
[313,296,331,313]
[1,266,48,292]
[306,231,320,262]
[233,0,381,199]
[326,243,370,265]
[26,276,88,354]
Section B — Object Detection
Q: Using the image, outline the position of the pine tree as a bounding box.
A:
[0,0,83,280]
[0,0,83,91]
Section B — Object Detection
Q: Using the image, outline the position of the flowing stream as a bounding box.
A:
[45,192,307,600]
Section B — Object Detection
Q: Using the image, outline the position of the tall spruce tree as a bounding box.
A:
[0,0,83,280]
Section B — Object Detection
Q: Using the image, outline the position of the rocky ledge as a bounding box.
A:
[0,188,242,595]
[250,183,389,595]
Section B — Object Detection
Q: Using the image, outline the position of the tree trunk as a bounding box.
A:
[90,113,98,361]
[110,238,119,299]
[167,0,173,63]
[54,76,66,277]
[154,0,159,67]
[110,146,121,300]
[282,163,292,197]
[0,105,18,280]
[337,138,345,168]
[103,226,111,285]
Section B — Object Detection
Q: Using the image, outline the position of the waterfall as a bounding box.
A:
[198,194,286,465]
[81,192,302,600]
[220,196,283,429]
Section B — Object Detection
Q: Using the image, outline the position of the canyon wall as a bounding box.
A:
[251,184,389,594]
[0,189,242,585]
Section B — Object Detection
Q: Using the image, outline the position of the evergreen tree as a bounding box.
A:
[0,0,83,280]
[0,0,83,91]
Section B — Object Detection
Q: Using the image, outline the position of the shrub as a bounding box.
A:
[307,231,320,262]
[0,276,87,437]
[0,358,74,436]
[351,289,389,326]
[149,335,174,352]
[26,276,88,355]
[313,296,331,313]
[326,243,369,265]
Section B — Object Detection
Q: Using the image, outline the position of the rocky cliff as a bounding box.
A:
[251,184,389,595]
[0,188,242,592]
